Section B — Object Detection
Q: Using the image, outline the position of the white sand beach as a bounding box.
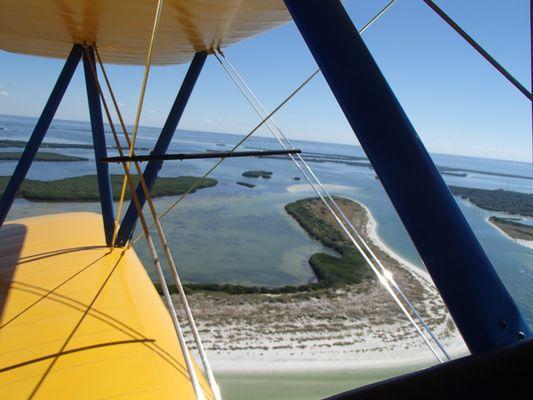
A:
[286,184,353,194]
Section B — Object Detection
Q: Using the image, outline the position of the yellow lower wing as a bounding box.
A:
[0,212,213,399]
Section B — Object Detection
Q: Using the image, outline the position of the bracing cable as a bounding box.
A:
[84,46,208,400]
[214,51,448,363]
[216,49,451,361]
[422,0,531,101]
[129,0,447,362]
[94,45,220,399]
[132,0,397,245]
[114,0,165,246]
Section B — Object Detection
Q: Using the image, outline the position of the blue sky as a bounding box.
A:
[0,0,531,162]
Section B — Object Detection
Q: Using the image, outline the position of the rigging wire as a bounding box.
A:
[215,49,451,362]
[93,44,221,400]
[132,0,397,244]
[127,0,447,362]
[84,46,208,400]
[214,51,447,363]
[422,0,532,101]
[113,0,165,246]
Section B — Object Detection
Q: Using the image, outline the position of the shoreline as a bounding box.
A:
[486,216,533,250]
[176,197,468,373]
[356,200,435,287]
[286,183,353,194]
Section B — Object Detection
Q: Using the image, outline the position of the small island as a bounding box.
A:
[0,151,88,162]
[489,216,533,244]
[236,181,256,189]
[242,170,273,179]
[0,174,217,202]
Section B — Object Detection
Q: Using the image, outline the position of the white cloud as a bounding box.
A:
[0,90,8,97]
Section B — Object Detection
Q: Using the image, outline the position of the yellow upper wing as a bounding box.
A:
[0,0,290,65]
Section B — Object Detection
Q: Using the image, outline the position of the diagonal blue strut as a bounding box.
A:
[115,51,207,246]
[83,46,115,245]
[0,45,83,228]
[283,0,531,354]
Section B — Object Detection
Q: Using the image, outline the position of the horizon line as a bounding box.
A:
[1,112,531,166]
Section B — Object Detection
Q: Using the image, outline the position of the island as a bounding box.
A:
[242,170,273,179]
[450,186,533,217]
[160,197,462,370]
[489,216,533,243]
[0,174,217,202]
[0,151,88,161]
[236,181,256,189]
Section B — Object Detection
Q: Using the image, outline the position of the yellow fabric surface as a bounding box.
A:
[0,212,213,399]
[0,0,290,65]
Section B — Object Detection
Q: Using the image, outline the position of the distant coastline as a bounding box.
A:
[450,186,533,217]
[0,139,150,151]
[488,216,533,249]
[0,151,88,162]
[264,151,532,181]
[0,175,217,202]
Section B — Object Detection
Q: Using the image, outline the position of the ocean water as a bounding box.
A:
[1,114,532,327]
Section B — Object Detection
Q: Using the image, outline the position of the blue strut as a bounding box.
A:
[283,0,531,354]
[115,51,207,246]
[83,47,115,246]
[0,45,83,227]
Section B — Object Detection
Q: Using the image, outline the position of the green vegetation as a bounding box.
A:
[0,174,217,202]
[489,216,533,242]
[236,181,256,188]
[155,197,373,296]
[242,170,273,179]
[0,151,88,161]
[450,186,533,217]
[285,198,372,287]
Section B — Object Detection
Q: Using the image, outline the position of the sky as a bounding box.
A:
[0,0,531,163]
